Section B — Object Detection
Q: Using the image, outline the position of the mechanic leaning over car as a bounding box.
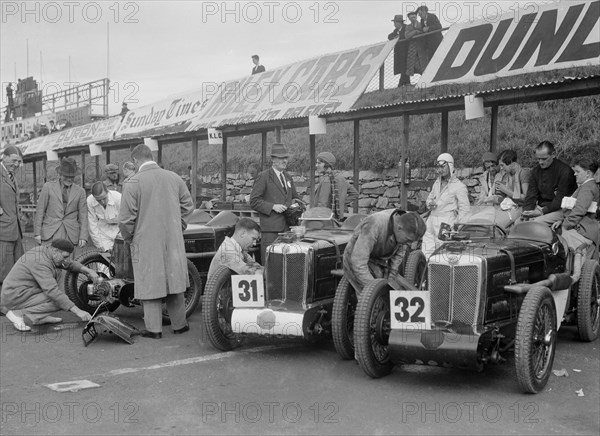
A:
[521,140,577,225]
[0,239,95,332]
[343,209,426,294]
[551,158,600,284]
[208,217,264,281]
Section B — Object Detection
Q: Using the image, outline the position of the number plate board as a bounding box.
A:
[389,291,431,330]
[231,275,265,308]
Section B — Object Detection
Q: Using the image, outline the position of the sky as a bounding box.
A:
[1,0,559,116]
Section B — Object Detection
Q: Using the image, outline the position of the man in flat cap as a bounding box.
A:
[387,14,411,86]
[1,239,95,331]
[313,151,359,220]
[0,145,24,288]
[87,181,122,252]
[343,209,427,293]
[250,143,301,260]
[103,163,122,193]
[34,157,88,250]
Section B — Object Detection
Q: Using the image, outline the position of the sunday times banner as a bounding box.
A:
[419,0,599,87]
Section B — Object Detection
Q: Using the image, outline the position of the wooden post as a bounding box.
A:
[106,149,111,165]
[157,142,162,166]
[42,157,47,183]
[275,126,282,143]
[261,131,268,171]
[400,114,410,210]
[191,137,198,208]
[95,155,100,180]
[309,134,316,207]
[379,65,385,91]
[441,111,449,153]
[490,106,498,153]
[353,120,360,213]
[221,135,227,202]
[80,151,86,187]
[32,161,37,204]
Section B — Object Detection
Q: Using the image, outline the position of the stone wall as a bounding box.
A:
[197,165,488,213]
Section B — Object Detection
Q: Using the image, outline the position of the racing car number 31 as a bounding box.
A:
[389,291,431,330]
[231,275,265,308]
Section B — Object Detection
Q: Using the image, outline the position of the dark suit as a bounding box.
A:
[421,13,443,59]
[0,164,24,285]
[250,168,298,259]
[252,65,265,75]
[388,26,410,85]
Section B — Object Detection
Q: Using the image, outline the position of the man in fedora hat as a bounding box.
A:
[103,163,122,193]
[34,157,88,249]
[250,143,301,260]
[387,14,411,86]
[87,181,121,252]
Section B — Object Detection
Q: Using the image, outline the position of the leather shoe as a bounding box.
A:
[173,324,190,334]
[140,330,162,339]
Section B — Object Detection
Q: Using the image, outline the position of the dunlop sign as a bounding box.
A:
[419,0,599,86]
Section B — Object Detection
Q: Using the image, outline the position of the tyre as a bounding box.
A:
[332,276,358,360]
[162,260,203,323]
[577,260,600,342]
[403,250,427,289]
[202,266,239,351]
[354,279,394,378]
[515,286,557,394]
[64,251,119,314]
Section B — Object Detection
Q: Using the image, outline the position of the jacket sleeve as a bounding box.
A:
[349,223,378,288]
[118,181,138,242]
[179,178,194,231]
[455,182,471,223]
[34,183,50,236]
[87,198,102,249]
[427,14,442,31]
[523,168,539,211]
[250,172,274,215]
[30,263,74,311]
[543,166,576,215]
[563,185,594,230]
[77,189,89,241]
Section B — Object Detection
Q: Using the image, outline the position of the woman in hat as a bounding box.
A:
[313,151,359,221]
[422,153,471,259]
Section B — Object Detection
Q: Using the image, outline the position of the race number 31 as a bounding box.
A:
[389,291,431,330]
[231,275,265,308]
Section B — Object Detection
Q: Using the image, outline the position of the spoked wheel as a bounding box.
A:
[332,276,358,360]
[202,266,240,351]
[515,286,557,393]
[355,279,394,378]
[162,260,203,323]
[577,260,600,342]
[64,251,119,314]
[403,250,427,289]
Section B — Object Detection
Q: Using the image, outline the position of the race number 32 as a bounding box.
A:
[389,291,431,330]
[231,275,265,308]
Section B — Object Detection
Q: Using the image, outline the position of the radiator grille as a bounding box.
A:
[429,263,481,326]
[265,252,307,303]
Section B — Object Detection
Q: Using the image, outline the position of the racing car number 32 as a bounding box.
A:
[231,275,265,308]
[389,291,431,330]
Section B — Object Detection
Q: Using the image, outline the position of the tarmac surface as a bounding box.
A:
[1,238,599,435]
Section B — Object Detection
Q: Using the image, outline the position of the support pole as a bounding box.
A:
[157,142,162,166]
[80,151,86,188]
[309,134,316,207]
[191,137,198,208]
[32,161,37,204]
[95,156,100,181]
[441,111,449,153]
[275,126,282,143]
[221,135,227,202]
[379,65,385,91]
[490,106,498,153]
[400,114,410,210]
[106,149,111,165]
[261,131,268,171]
[42,157,47,183]
[353,120,360,213]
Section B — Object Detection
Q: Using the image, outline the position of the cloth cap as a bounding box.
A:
[391,14,404,22]
[317,152,336,168]
[482,152,498,164]
[91,181,108,200]
[51,239,74,253]
[58,157,80,177]
[270,143,291,158]
[397,211,427,240]
[105,163,119,173]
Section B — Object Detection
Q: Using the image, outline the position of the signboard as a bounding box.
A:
[231,275,265,308]
[419,0,600,86]
[207,128,223,145]
[186,40,395,130]
[55,105,92,127]
[389,290,431,331]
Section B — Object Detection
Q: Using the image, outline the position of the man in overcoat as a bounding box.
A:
[250,143,300,260]
[387,14,411,86]
[119,144,194,339]
[34,157,88,249]
[343,209,426,294]
[0,145,24,286]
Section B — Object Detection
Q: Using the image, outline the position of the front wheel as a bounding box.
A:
[354,279,394,378]
[577,260,600,342]
[515,286,557,394]
[64,251,119,314]
[202,266,240,351]
[332,276,358,360]
[403,250,427,289]
[162,260,203,323]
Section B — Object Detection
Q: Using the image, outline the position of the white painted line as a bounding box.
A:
[46,380,101,392]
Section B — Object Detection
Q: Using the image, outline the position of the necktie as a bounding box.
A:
[62,185,69,208]
[280,173,287,193]
[8,172,14,186]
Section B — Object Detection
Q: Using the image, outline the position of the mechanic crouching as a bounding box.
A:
[0,239,96,332]
[343,209,426,294]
